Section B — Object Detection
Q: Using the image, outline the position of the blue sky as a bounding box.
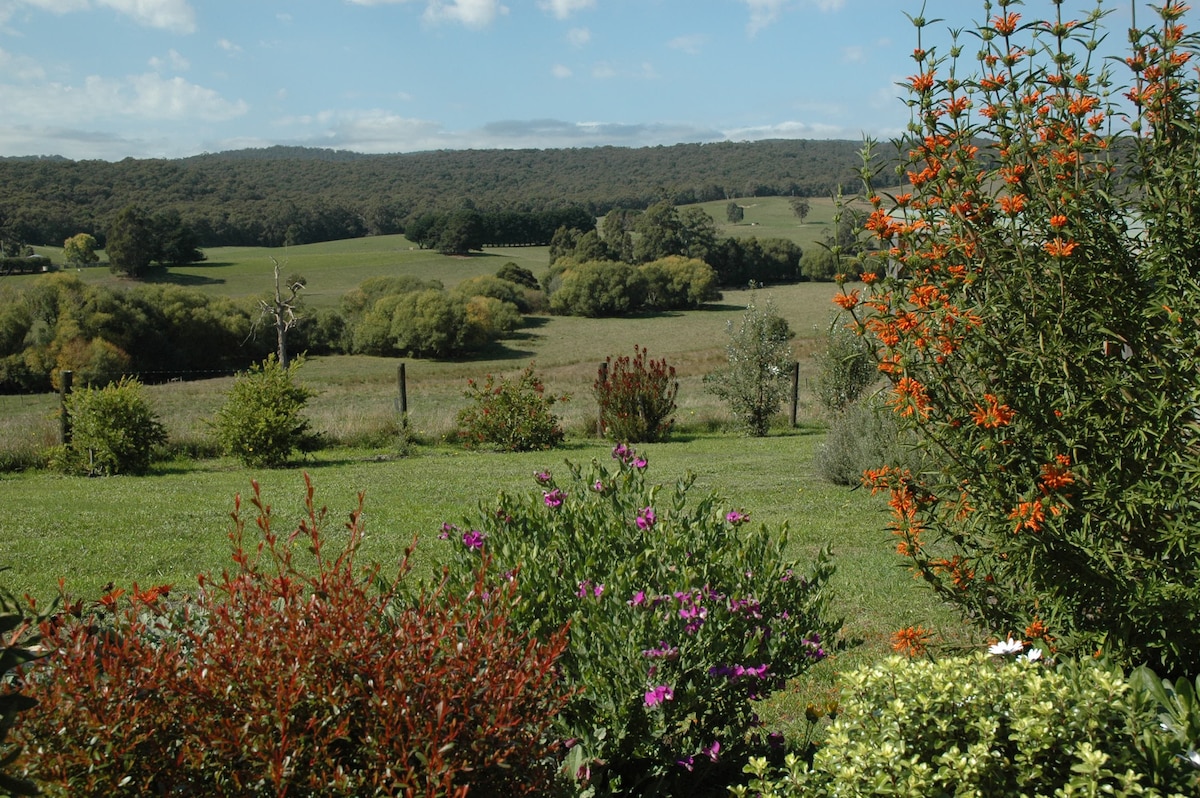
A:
[0,0,1189,160]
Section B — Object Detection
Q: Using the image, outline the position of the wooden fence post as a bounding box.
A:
[597,361,608,437]
[789,360,800,427]
[60,370,73,445]
[397,363,408,415]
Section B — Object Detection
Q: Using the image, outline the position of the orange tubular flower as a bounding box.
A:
[833,290,861,311]
[891,376,931,419]
[992,12,1020,36]
[1039,454,1075,491]
[997,193,1027,215]
[1049,214,1068,228]
[1009,500,1046,533]
[1043,237,1079,257]
[892,625,934,657]
[909,71,935,93]
[971,394,1015,428]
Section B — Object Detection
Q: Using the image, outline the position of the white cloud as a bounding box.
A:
[592,61,615,79]
[668,34,706,55]
[149,48,190,71]
[97,0,196,33]
[537,0,592,20]
[0,72,246,124]
[216,38,241,53]
[739,0,844,35]
[0,47,46,81]
[551,63,571,78]
[423,0,507,28]
[0,0,194,32]
[345,0,506,28]
[567,26,589,47]
[842,45,864,62]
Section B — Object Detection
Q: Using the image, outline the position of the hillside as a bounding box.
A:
[0,139,901,249]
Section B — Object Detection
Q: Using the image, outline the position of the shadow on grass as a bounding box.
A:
[141,269,227,288]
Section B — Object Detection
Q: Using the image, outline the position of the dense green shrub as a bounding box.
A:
[814,393,922,486]
[456,364,568,451]
[0,583,40,797]
[549,261,648,317]
[211,356,314,468]
[704,300,795,436]
[813,321,876,416]
[594,346,678,442]
[799,248,837,282]
[840,0,1200,676]
[14,478,572,796]
[351,286,514,359]
[441,447,840,796]
[55,377,166,476]
[639,256,721,310]
[734,650,1198,797]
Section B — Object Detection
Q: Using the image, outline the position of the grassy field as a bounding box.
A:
[3,208,971,735]
[24,196,842,308]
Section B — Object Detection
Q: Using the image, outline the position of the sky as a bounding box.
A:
[0,0,1191,161]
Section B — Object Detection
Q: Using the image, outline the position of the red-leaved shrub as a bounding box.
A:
[12,476,571,797]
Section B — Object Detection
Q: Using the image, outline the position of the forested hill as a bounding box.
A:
[0,139,901,249]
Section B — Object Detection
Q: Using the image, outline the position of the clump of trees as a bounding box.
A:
[0,275,264,393]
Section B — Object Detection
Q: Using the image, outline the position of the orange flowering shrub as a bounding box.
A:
[841,0,1200,677]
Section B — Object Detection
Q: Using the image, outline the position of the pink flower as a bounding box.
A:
[644,684,674,706]
[702,740,720,762]
[725,509,750,525]
[628,590,646,606]
[438,522,457,540]
[636,506,656,530]
[534,470,552,484]
[633,456,648,469]
[544,489,564,508]
[462,529,485,550]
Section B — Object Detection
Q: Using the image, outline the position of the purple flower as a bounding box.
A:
[726,509,750,525]
[462,529,485,550]
[636,506,656,530]
[644,684,674,707]
[592,480,606,492]
[676,756,694,772]
[628,590,646,607]
[632,456,648,469]
[534,470,552,485]
[642,641,679,660]
[576,580,604,599]
[612,443,631,461]
[544,489,564,508]
[702,740,720,762]
[438,522,458,540]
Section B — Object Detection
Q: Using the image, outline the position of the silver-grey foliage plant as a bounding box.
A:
[705,299,795,436]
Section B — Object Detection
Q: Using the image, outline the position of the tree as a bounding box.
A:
[211,356,314,468]
[679,206,719,262]
[62,233,99,268]
[704,299,795,436]
[789,197,810,222]
[633,201,684,263]
[726,202,744,224]
[105,205,155,277]
[152,209,204,265]
[257,258,305,368]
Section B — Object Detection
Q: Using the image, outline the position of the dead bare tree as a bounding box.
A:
[256,256,305,368]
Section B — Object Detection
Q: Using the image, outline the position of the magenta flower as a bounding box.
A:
[725,509,750,525]
[628,590,646,607]
[643,684,674,707]
[632,456,648,469]
[438,522,458,540]
[462,529,486,550]
[702,740,721,762]
[534,470,552,484]
[544,489,564,508]
[592,479,606,492]
[612,443,631,461]
[636,506,656,530]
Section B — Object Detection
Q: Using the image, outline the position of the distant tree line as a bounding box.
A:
[0,140,902,249]
[405,207,595,253]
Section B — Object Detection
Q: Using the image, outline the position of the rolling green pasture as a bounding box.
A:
[23,196,843,308]
[4,211,970,732]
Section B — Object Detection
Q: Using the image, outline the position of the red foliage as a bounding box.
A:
[13,475,571,797]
